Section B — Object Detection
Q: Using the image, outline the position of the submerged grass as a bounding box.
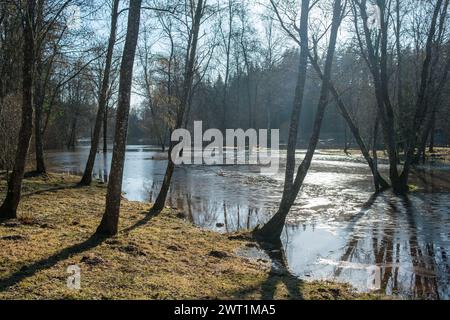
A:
[0,173,387,300]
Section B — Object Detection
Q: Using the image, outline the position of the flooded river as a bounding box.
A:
[46,145,450,299]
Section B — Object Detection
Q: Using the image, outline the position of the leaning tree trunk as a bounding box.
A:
[254,0,310,241]
[308,53,389,191]
[79,0,119,186]
[151,0,205,214]
[255,0,342,243]
[96,0,142,236]
[0,1,35,220]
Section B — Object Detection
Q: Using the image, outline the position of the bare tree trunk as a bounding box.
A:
[344,125,349,155]
[429,110,436,153]
[354,0,403,192]
[396,0,403,122]
[372,116,381,191]
[399,0,445,189]
[0,1,35,220]
[279,0,310,199]
[418,42,450,162]
[151,0,205,214]
[80,0,119,186]
[67,113,78,150]
[255,0,343,243]
[103,104,108,154]
[96,0,142,236]
[418,105,438,163]
[34,0,46,175]
[34,63,46,174]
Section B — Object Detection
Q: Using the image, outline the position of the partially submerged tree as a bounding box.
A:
[150,0,207,214]
[255,0,345,243]
[352,0,450,193]
[269,0,389,191]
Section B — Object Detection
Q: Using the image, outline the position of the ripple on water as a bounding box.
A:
[46,147,450,299]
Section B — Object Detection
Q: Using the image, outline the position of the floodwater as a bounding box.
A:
[46,145,450,299]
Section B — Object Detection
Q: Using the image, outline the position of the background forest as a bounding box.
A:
[1,0,449,167]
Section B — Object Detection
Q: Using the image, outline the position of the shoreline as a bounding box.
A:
[0,173,387,300]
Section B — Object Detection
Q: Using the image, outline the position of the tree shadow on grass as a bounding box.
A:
[0,209,158,292]
[0,179,76,197]
[0,233,107,292]
[22,184,82,197]
[121,210,158,234]
[232,239,304,300]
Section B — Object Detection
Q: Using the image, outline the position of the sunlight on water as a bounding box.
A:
[46,145,450,299]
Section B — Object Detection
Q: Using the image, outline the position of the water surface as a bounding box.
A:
[46,145,450,299]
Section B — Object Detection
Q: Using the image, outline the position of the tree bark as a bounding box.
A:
[96,0,142,236]
[280,0,310,198]
[372,116,382,191]
[103,104,108,154]
[33,0,46,175]
[34,72,47,175]
[79,0,119,186]
[429,110,436,153]
[34,63,46,174]
[0,1,35,220]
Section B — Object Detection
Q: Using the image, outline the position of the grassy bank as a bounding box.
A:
[0,174,386,300]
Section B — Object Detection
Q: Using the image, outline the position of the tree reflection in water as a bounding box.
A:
[46,147,450,298]
[326,192,448,299]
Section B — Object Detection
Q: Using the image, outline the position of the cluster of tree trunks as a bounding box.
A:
[79,0,120,186]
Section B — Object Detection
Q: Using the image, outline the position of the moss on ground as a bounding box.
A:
[0,174,387,300]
